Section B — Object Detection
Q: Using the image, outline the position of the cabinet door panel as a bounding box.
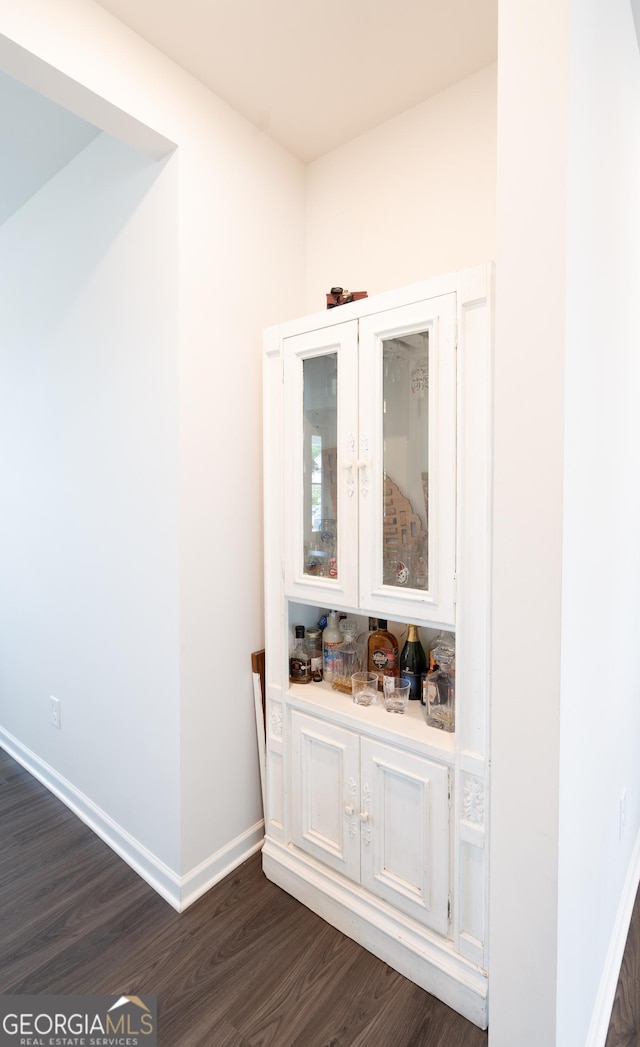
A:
[283,323,359,606]
[358,294,456,626]
[290,711,360,881]
[360,738,450,935]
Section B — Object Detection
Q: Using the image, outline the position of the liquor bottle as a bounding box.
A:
[399,623,427,701]
[425,644,455,731]
[428,631,455,669]
[357,616,378,648]
[367,619,399,690]
[305,627,323,682]
[332,620,360,693]
[424,631,455,705]
[289,625,311,684]
[322,610,342,683]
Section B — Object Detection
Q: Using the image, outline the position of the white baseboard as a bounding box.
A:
[180,823,264,910]
[0,728,263,913]
[586,825,640,1047]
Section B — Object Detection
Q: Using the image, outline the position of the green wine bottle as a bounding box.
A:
[399,624,427,700]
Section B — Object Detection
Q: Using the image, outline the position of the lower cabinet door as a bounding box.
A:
[359,738,451,936]
[290,710,360,881]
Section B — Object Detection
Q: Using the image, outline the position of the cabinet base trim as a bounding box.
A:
[262,837,488,1030]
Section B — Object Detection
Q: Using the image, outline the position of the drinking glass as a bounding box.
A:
[351,671,378,706]
[382,677,411,714]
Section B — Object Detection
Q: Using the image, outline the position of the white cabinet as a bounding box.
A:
[291,708,451,936]
[283,289,457,626]
[262,266,493,1030]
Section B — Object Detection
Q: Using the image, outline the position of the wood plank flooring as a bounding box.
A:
[606,885,640,1047]
[1,747,638,1046]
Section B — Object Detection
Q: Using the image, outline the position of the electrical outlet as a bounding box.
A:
[50,696,61,730]
[620,788,627,840]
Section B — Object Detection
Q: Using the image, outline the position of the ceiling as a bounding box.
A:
[0,69,101,226]
[0,0,497,224]
[94,0,498,163]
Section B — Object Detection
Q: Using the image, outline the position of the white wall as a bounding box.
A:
[490,1,569,1042]
[304,63,497,310]
[558,1,640,1043]
[0,68,100,225]
[491,1,640,1045]
[0,0,306,893]
[175,89,308,874]
[0,133,182,868]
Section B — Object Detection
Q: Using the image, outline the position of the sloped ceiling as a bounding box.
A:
[0,69,101,226]
[0,0,498,222]
[94,0,498,163]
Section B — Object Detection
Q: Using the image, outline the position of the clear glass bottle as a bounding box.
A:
[425,643,455,731]
[357,616,378,648]
[322,610,342,683]
[428,630,455,671]
[399,623,427,701]
[289,625,311,684]
[367,619,399,691]
[332,619,360,694]
[306,627,323,682]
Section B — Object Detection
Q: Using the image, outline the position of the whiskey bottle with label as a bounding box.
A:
[289,625,311,684]
[367,619,398,690]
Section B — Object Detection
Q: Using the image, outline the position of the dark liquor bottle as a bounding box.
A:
[399,623,427,700]
[367,619,398,690]
[289,625,311,684]
[305,627,323,682]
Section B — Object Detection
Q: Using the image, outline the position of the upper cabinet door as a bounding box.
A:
[358,294,457,627]
[283,321,359,607]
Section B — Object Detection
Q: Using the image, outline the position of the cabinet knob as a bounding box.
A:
[344,804,355,816]
[358,810,369,822]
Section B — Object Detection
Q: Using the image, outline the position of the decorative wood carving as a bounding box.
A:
[463,775,485,826]
[270,705,283,739]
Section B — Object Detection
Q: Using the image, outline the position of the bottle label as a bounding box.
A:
[310,656,323,682]
[372,648,396,671]
[323,641,342,676]
[400,669,422,701]
[427,678,439,707]
[290,658,310,682]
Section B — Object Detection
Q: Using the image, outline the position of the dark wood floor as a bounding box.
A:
[0,747,638,1046]
[606,884,640,1047]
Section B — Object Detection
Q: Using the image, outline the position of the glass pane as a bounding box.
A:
[382,331,429,590]
[303,354,338,579]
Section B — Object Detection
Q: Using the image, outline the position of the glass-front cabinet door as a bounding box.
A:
[282,292,456,626]
[358,294,457,626]
[283,321,359,606]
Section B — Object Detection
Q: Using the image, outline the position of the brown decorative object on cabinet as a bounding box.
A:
[326,286,368,309]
